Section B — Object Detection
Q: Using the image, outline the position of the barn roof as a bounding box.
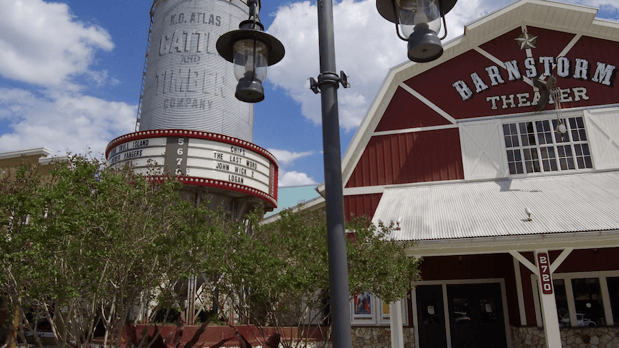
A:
[372,170,619,241]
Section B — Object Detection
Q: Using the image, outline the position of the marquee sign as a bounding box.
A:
[106,129,278,209]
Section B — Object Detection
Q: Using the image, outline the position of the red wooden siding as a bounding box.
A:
[402,28,619,120]
[346,128,464,188]
[517,252,538,326]
[561,35,619,109]
[552,247,619,273]
[479,27,576,67]
[344,193,383,221]
[375,86,453,132]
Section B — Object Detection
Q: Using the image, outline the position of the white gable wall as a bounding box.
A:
[586,107,619,170]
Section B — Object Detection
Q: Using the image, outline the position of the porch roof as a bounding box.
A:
[373,171,619,242]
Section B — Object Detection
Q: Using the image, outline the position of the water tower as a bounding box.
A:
[106,0,278,219]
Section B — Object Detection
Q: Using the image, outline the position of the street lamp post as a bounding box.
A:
[216,0,456,346]
[312,0,353,346]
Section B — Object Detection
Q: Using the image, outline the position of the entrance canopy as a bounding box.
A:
[372,171,619,256]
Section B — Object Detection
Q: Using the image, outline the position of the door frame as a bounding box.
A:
[412,278,512,348]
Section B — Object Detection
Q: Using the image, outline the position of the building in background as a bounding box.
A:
[328,0,619,347]
[0,148,67,177]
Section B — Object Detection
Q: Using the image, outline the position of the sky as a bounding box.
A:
[0,0,617,188]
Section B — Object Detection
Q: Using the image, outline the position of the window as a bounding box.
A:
[353,291,373,322]
[350,292,408,326]
[503,116,592,175]
[534,271,619,328]
[554,279,569,327]
[571,278,606,327]
[608,277,619,326]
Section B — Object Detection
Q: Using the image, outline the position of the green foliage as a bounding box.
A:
[0,156,201,348]
[0,155,421,348]
[346,217,421,304]
[214,205,420,346]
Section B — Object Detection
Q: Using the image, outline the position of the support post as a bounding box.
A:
[534,250,561,348]
[316,0,353,346]
[186,275,197,325]
[389,301,404,348]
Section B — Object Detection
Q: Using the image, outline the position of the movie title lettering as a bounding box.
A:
[133,139,149,148]
[229,155,242,164]
[230,146,245,155]
[109,154,122,165]
[216,162,229,171]
[124,150,143,159]
[214,152,223,160]
[228,175,244,184]
[235,167,247,175]
[246,160,257,170]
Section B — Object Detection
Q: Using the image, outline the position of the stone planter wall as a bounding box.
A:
[349,327,415,348]
[512,326,619,348]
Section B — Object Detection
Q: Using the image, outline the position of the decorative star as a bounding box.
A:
[515,31,538,50]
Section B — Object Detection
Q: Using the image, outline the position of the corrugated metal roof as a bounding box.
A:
[372,171,619,241]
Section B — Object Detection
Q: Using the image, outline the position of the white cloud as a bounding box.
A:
[0,88,135,156]
[268,149,317,186]
[0,0,132,156]
[267,0,404,131]
[268,148,315,166]
[0,0,114,89]
[279,170,317,187]
[267,0,617,131]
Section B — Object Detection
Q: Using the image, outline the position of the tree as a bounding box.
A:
[0,156,210,348]
[214,207,421,348]
[0,155,420,348]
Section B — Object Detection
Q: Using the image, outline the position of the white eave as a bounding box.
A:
[0,147,52,160]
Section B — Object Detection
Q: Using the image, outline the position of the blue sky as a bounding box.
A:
[0,0,617,187]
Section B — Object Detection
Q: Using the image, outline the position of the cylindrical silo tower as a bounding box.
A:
[106,0,278,219]
[139,0,254,142]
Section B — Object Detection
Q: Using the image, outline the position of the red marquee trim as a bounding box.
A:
[148,175,277,209]
[106,129,279,166]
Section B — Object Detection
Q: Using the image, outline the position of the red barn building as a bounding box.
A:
[335,0,619,347]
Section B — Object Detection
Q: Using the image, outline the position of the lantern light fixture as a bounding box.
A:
[216,0,285,103]
[376,0,457,62]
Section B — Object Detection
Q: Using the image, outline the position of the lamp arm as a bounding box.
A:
[437,0,448,40]
[247,0,261,26]
[391,0,410,41]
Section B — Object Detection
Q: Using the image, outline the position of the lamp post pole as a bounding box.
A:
[315,0,353,347]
